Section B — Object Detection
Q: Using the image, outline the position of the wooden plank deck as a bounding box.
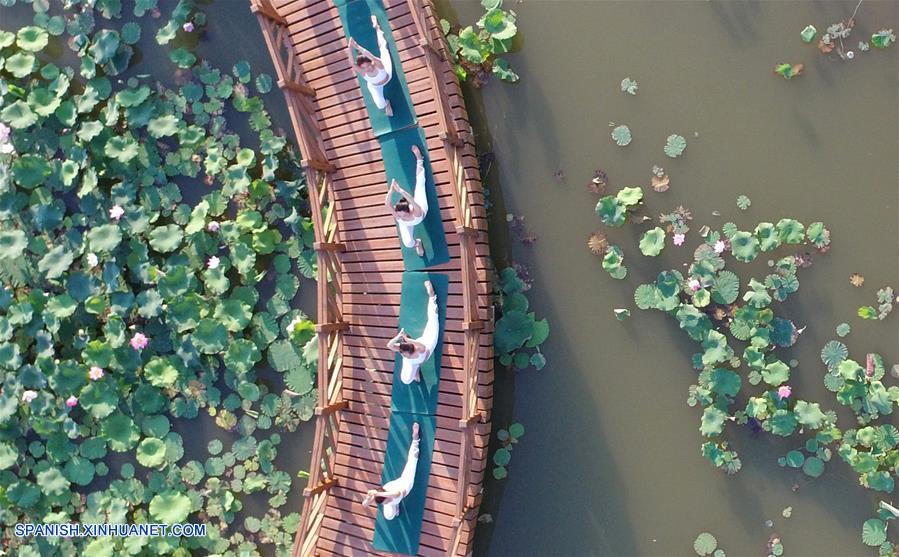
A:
[254,0,494,555]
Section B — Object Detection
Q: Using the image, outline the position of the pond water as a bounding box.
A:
[445,0,899,555]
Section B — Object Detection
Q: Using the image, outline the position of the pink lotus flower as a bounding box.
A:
[714,240,727,254]
[109,205,125,220]
[130,333,149,350]
[207,221,220,232]
[182,21,195,32]
[88,366,105,380]
[673,233,685,246]
[688,278,702,292]
[22,390,37,403]
[777,385,792,399]
[66,396,78,408]
[207,256,220,269]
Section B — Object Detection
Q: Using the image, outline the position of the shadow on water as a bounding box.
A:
[460,77,639,557]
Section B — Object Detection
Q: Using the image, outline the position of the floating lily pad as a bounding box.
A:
[694,532,718,556]
[611,125,632,146]
[664,134,687,158]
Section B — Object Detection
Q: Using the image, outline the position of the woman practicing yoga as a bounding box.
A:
[387,280,438,384]
[384,144,427,256]
[362,422,420,520]
[347,15,394,117]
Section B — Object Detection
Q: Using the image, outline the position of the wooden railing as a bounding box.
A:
[250,2,348,556]
[404,0,485,554]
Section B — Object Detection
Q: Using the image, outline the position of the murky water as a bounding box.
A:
[446,0,899,555]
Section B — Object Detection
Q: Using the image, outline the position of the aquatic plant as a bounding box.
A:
[440,0,519,86]
[611,124,632,146]
[693,532,719,556]
[620,77,638,95]
[800,25,817,43]
[664,134,687,158]
[587,231,610,256]
[590,167,898,549]
[736,195,751,211]
[492,422,524,479]
[0,3,317,554]
[774,63,804,79]
[494,267,549,370]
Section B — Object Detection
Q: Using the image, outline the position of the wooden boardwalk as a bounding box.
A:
[251,0,494,555]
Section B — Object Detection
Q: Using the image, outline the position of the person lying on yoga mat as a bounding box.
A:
[384,144,426,256]
[346,15,394,117]
[386,280,438,384]
[362,422,420,520]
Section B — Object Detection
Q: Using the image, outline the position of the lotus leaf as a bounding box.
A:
[147,114,179,138]
[170,47,197,69]
[634,284,660,310]
[768,409,798,436]
[776,218,805,244]
[736,195,751,210]
[639,227,666,257]
[821,340,849,370]
[730,231,759,262]
[102,413,140,452]
[700,407,726,437]
[256,73,273,94]
[596,196,626,226]
[620,77,638,95]
[0,442,18,470]
[611,125,632,146]
[616,187,643,207]
[871,29,896,49]
[863,519,888,546]
[694,532,718,556]
[709,369,741,397]
[492,58,519,82]
[495,310,534,355]
[602,245,627,279]
[710,271,740,304]
[136,437,167,468]
[664,134,687,158]
[702,331,731,365]
[149,490,192,523]
[121,21,141,44]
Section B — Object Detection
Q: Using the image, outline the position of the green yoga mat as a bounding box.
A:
[390,272,447,416]
[335,0,417,137]
[372,412,436,555]
[381,126,450,270]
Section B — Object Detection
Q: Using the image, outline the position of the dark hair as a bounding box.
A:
[398,341,416,356]
[355,55,373,66]
[394,198,411,214]
[374,495,386,505]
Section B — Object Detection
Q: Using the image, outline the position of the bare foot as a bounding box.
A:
[412,422,420,439]
[415,239,424,257]
[424,280,434,297]
[384,101,393,117]
[410,144,421,159]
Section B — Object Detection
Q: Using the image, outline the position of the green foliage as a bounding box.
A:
[611,124,632,146]
[441,0,520,85]
[664,134,687,158]
[492,422,525,480]
[0,5,315,554]
[494,268,549,370]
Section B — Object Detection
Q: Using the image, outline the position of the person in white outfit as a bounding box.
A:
[384,144,427,256]
[387,280,438,384]
[347,15,394,117]
[362,422,420,520]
